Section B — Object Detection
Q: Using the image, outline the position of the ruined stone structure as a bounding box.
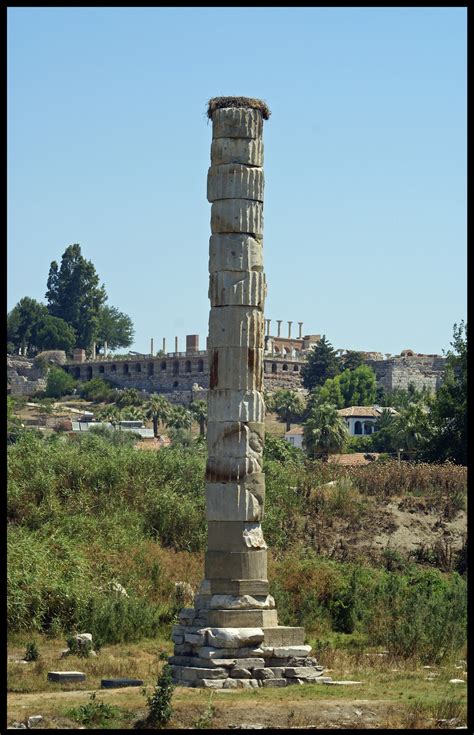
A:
[366,355,446,393]
[61,347,306,398]
[60,347,446,401]
[166,98,326,689]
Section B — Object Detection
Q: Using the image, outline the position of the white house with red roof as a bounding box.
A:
[337,405,398,436]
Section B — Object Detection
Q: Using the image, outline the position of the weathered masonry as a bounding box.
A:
[62,348,446,396]
[366,356,446,393]
[62,348,305,392]
[166,97,327,689]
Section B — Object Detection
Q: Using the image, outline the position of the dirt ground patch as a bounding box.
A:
[305,495,466,569]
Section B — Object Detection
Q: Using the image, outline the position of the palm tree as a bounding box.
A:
[373,407,397,452]
[189,400,207,437]
[303,401,349,461]
[375,407,397,432]
[272,389,306,432]
[121,405,145,422]
[96,404,122,429]
[166,405,193,431]
[145,394,172,437]
[392,403,429,458]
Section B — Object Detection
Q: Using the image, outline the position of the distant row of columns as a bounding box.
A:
[264,320,303,338]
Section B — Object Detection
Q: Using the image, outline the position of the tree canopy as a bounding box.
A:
[7,297,48,356]
[300,335,341,391]
[96,305,135,353]
[268,389,306,431]
[35,315,76,353]
[308,364,377,411]
[303,401,349,460]
[423,321,467,464]
[46,244,107,349]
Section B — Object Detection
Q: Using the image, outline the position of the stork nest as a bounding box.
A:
[207,96,271,120]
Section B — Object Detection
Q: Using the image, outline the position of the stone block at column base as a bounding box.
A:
[208,578,270,596]
[206,608,278,627]
[205,549,267,579]
[262,626,306,647]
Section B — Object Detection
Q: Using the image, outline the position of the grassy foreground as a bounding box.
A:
[7,635,467,729]
[7,429,468,728]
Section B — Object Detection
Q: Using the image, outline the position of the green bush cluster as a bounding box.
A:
[79,377,116,403]
[7,429,466,662]
[68,692,124,727]
[271,549,466,663]
[7,432,205,639]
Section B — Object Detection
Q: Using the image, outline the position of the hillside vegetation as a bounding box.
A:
[7,430,467,665]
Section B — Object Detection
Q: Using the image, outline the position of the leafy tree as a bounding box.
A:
[303,401,349,460]
[300,335,340,391]
[423,321,467,464]
[95,305,134,353]
[35,315,76,353]
[379,384,432,411]
[45,367,76,398]
[189,400,208,437]
[7,396,22,444]
[7,297,48,355]
[145,395,172,437]
[167,427,194,447]
[263,433,304,463]
[338,364,377,407]
[46,244,107,349]
[340,350,365,371]
[308,379,345,411]
[270,389,306,431]
[307,364,377,412]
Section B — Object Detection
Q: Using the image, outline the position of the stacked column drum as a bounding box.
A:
[169,99,326,688]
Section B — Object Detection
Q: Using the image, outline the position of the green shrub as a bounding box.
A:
[263,433,304,463]
[366,567,467,663]
[143,486,206,552]
[66,635,93,658]
[271,550,467,662]
[24,641,40,661]
[45,367,76,398]
[146,664,175,727]
[79,377,115,403]
[68,692,122,726]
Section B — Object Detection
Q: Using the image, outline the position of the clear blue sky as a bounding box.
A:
[7,7,467,356]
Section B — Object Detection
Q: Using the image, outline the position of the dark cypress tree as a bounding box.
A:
[300,335,341,391]
[46,244,107,349]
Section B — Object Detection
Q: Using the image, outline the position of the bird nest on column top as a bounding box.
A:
[207,96,271,119]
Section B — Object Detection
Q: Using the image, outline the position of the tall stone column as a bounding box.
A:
[169,97,325,689]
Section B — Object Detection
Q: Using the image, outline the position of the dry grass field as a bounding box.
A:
[7,635,467,729]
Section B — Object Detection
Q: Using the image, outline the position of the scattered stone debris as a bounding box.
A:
[27,716,43,728]
[229,726,266,730]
